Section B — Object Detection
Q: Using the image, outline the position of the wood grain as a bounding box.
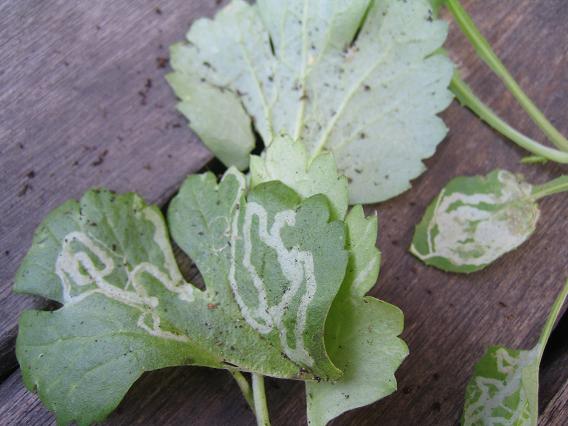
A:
[540,380,568,426]
[0,0,567,425]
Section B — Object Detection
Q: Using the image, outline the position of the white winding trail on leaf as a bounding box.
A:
[464,347,538,425]
[229,199,316,367]
[54,209,193,342]
[142,209,194,302]
[415,171,535,266]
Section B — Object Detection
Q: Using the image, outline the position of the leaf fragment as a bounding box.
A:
[462,280,568,426]
[410,170,540,273]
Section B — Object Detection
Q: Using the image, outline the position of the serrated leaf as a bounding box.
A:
[306,206,408,425]
[168,0,454,203]
[15,171,348,424]
[15,190,216,426]
[252,139,408,423]
[462,280,568,426]
[410,170,540,273]
[169,170,348,378]
[250,134,348,220]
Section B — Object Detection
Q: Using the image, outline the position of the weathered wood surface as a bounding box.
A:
[0,0,567,425]
[540,380,568,426]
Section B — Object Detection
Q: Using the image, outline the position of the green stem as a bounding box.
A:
[520,155,548,165]
[537,279,568,359]
[229,371,255,411]
[252,373,271,426]
[531,176,568,201]
[446,0,568,152]
[450,73,568,163]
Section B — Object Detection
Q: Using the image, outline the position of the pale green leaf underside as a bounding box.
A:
[168,0,454,203]
[166,72,254,171]
[15,171,349,424]
[307,207,408,425]
[462,281,568,426]
[410,170,540,273]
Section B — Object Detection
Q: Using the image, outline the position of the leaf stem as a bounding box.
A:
[520,155,548,165]
[530,176,568,201]
[252,373,271,426]
[537,279,568,359]
[229,371,255,411]
[450,73,568,164]
[446,0,568,152]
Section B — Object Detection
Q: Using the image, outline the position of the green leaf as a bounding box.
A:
[15,190,216,425]
[168,0,454,204]
[462,346,537,426]
[306,206,408,425]
[252,139,408,423]
[15,172,349,424]
[250,134,348,221]
[410,170,540,273]
[169,169,348,379]
[462,280,568,426]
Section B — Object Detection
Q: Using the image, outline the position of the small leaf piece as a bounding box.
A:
[168,0,454,203]
[410,170,540,273]
[462,346,537,426]
[462,280,568,426]
[15,171,349,424]
[306,207,408,425]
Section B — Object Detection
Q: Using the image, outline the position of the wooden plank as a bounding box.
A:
[0,371,55,426]
[0,0,226,377]
[1,0,568,425]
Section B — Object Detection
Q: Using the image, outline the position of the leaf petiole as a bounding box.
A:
[252,373,271,426]
[229,371,255,411]
[450,72,568,163]
[446,0,568,152]
[530,176,568,201]
[520,155,548,165]
[537,279,568,358]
